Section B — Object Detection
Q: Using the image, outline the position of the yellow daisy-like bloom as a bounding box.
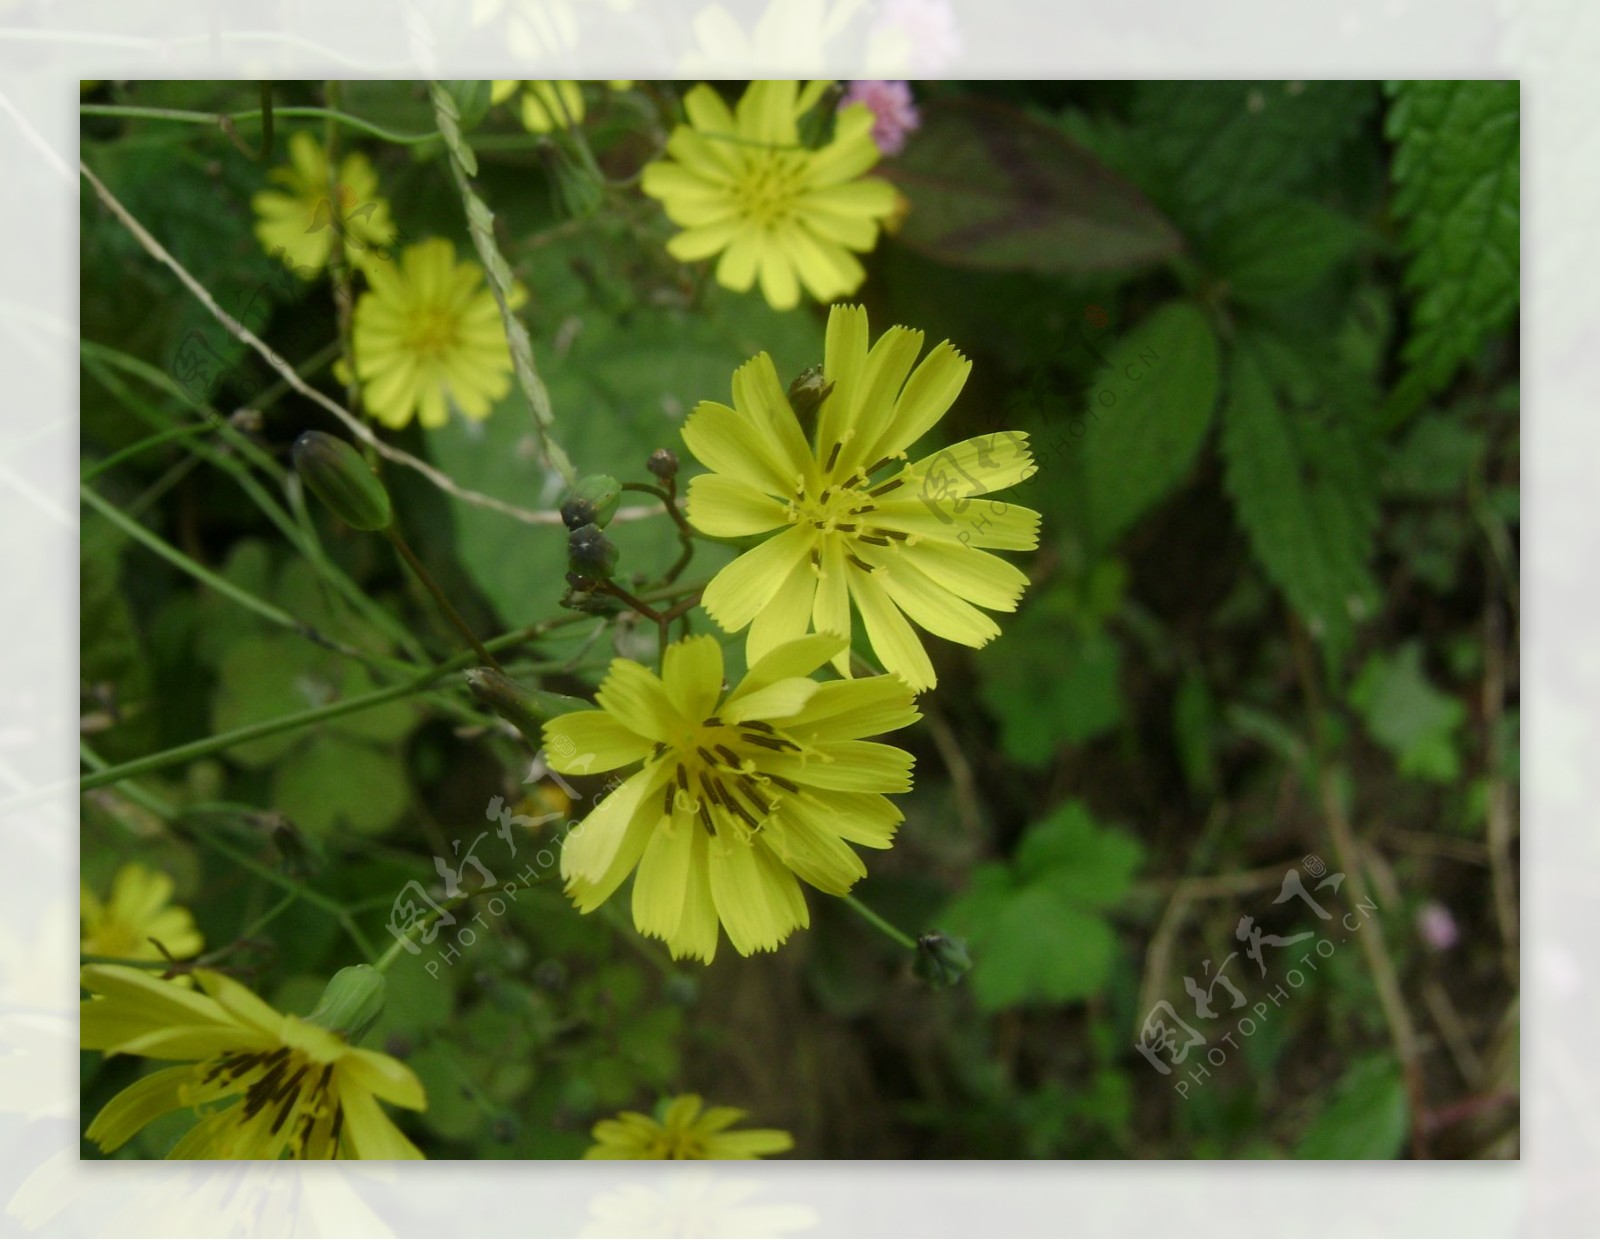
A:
[81,863,203,964]
[640,80,899,310]
[350,238,519,430]
[584,1093,793,1159]
[543,632,919,962]
[252,132,398,278]
[492,78,585,132]
[683,304,1041,691]
[80,964,426,1159]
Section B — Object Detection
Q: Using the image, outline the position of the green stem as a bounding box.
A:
[81,420,218,483]
[842,894,918,952]
[386,526,503,672]
[80,102,438,146]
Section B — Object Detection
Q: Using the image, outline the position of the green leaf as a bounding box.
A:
[975,591,1123,767]
[1131,81,1378,227]
[1078,302,1220,548]
[1219,335,1380,657]
[1209,199,1369,303]
[272,732,410,837]
[945,801,1142,1010]
[884,97,1182,274]
[427,228,817,630]
[1384,80,1519,417]
[1294,1055,1409,1158]
[1350,642,1466,783]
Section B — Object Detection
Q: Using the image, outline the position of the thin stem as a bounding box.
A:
[386,526,503,672]
[79,159,585,527]
[842,894,918,952]
[81,420,218,483]
[428,80,575,486]
[80,102,439,146]
[622,480,697,584]
[1289,616,1427,1157]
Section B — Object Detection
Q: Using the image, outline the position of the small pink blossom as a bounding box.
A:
[1416,901,1460,951]
[841,80,921,157]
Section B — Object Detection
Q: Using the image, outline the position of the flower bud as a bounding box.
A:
[560,474,622,530]
[647,448,680,480]
[568,522,619,579]
[305,964,387,1042]
[292,431,393,531]
[787,365,835,423]
[913,932,972,988]
[465,668,591,746]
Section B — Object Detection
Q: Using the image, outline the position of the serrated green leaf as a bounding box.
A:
[944,801,1142,1011]
[884,97,1182,274]
[1209,199,1369,302]
[1220,336,1380,657]
[1295,1055,1409,1158]
[1132,81,1378,227]
[1350,642,1466,783]
[1078,301,1220,547]
[1384,80,1519,420]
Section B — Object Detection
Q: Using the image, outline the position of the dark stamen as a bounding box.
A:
[858,534,891,546]
[766,772,801,793]
[835,523,857,532]
[697,801,717,835]
[702,716,722,728]
[744,720,776,733]
[714,744,743,768]
[696,746,718,767]
[725,797,760,830]
[824,441,842,472]
[676,764,690,794]
[742,733,800,752]
[868,477,904,497]
[846,552,877,573]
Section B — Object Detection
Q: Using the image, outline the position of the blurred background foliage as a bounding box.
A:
[79,78,1518,1158]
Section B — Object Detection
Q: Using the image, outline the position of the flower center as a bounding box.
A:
[654,718,804,839]
[786,446,918,573]
[403,306,460,360]
[733,151,808,229]
[188,1043,345,1157]
[654,1126,708,1158]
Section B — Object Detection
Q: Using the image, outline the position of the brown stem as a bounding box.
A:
[386,527,502,672]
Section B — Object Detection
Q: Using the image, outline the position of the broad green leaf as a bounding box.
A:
[1209,199,1369,303]
[1295,1056,1409,1159]
[1384,80,1519,418]
[975,593,1123,767]
[1078,301,1220,548]
[1220,335,1380,658]
[884,97,1182,274]
[272,732,410,837]
[1131,81,1378,227]
[945,801,1143,1011]
[1350,643,1466,783]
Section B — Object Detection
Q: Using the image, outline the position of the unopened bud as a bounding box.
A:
[292,431,393,531]
[305,964,386,1042]
[568,522,619,578]
[560,474,622,530]
[465,668,590,745]
[787,365,835,423]
[647,448,680,480]
[913,932,972,988]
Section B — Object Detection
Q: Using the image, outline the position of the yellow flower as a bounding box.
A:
[584,1093,793,1159]
[543,632,918,962]
[683,304,1040,691]
[252,132,398,278]
[493,78,585,132]
[350,238,519,430]
[81,863,203,964]
[640,81,899,310]
[80,964,426,1159]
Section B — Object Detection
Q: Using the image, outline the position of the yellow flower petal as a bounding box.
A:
[700,524,816,633]
[561,762,667,888]
[847,561,937,690]
[685,474,790,537]
[661,634,725,725]
[594,660,685,742]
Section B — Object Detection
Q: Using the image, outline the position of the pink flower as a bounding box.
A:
[1416,901,1460,951]
[841,80,921,157]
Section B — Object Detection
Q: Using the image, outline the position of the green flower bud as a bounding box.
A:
[647,448,680,480]
[787,365,835,424]
[567,521,619,578]
[913,932,972,989]
[539,142,603,220]
[292,431,393,531]
[560,474,622,530]
[305,964,387,1042]
[464,668,591,746]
